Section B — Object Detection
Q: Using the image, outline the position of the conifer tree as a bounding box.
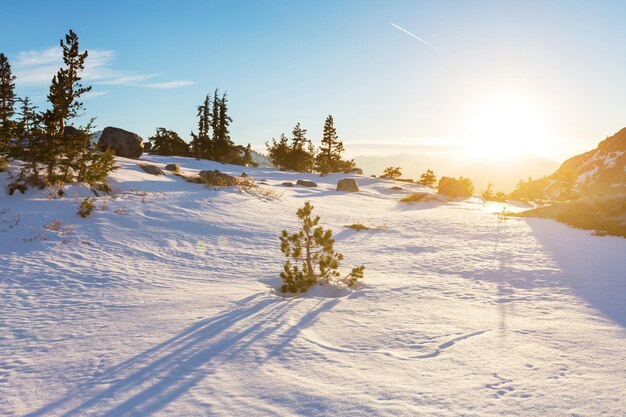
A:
[288,123,315,172]
[266,133,290,170]
[214,92,233,161]
[43,29,91,182]
[191,94,212,159]
[148,127,190,156]
[314,115,355,174]
[279,202,365,293]
[0,53,16,155]
[382,166,402,179]
[14,97,44,185]
[418,169,436,187]
[210,89,221,153]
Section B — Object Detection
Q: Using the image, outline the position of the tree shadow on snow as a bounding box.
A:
[525,218,626,328]
[24,292,340,417]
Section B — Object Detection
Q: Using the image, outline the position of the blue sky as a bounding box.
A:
[2,0,625,161]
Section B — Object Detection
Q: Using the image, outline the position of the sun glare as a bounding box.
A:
[465,97,547,159]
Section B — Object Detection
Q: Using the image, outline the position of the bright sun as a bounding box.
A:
[465,97,547,159]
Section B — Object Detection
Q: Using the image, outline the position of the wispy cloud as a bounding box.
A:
[82,90,110,100]
[142,80,195,89]
[390,23,436,50]
[13,46,192,89]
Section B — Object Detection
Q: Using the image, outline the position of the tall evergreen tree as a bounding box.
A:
[43,29,91,182]
[190,94,212,159]
[14,97,44,184]
[288,123,314,172]
[0,53,16,154]
[314,115,354,174]
[266,133,290,170]
[214,92,233,161]
[210,88,220,149]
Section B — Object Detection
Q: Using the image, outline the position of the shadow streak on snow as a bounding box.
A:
[526,218,626,329]
[24,292,339,417]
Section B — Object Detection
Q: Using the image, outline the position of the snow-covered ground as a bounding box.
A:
[1,155,625,417]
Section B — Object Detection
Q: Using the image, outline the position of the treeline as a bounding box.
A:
[266,115,357,175]
[148,90,253,166]
[0,30,116,193]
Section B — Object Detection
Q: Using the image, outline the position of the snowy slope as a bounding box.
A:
[1,156,625,416]
[510,127,626,199]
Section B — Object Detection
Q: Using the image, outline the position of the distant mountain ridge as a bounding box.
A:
[354,153,558,193]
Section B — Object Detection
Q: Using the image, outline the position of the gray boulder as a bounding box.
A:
[165,163,180,173]
[282,181,294,187]
[336,178,359,192]
[63,126,80,138]
[296,179,317,187]
[99,127,144,159]
[198,170,239,186]
[139,164,165,176]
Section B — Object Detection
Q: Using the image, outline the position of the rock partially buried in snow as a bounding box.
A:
[164,163,180,173]
[296,180,317,187]
[198,170,239,186]
[282,182,294,187]
[336,178,359,192]
[240,172,248,178]
[139,164,165,176]
[98,126,144,159]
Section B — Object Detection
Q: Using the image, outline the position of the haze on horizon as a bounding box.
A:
[3,0,625,164]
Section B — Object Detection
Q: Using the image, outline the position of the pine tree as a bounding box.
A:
[0,53,16,155]
[266,133,290,170]
[191,94,212,159]
[382,166,402,179]
[149,127,190,156]
[418,169,436,187]
[14,97,45,185]
[279,202,364,293]
[288,123,315,172]
[314,115,355,174]
[43,29,91,183]
[214,92,233,161]
[559,172,577,201]
[242,143,253,166]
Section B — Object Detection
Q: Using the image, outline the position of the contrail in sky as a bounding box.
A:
[390,22,436,50]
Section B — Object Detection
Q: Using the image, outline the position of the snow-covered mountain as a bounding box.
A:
[559,127,626,195]
[510,127,626,200]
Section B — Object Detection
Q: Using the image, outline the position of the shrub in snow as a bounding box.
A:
[279,202,365,293]
[481,183,507,202]
[400,192,441,203]
[77,197,95,218]
[382,166,402,179]
[418,169,437,187]
[437,176,474,198]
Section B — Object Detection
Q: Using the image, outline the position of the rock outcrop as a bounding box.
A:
[336,178,359,192]
[99,127,144,159]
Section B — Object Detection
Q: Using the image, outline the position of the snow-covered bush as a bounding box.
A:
[279,202,364,293]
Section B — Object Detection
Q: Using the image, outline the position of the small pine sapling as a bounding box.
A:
[279,202,364,293]
[77,197,95,217]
